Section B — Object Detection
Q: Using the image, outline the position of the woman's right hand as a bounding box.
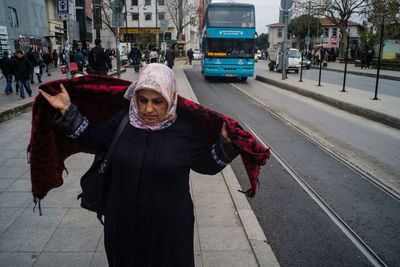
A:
[38,83,71,115]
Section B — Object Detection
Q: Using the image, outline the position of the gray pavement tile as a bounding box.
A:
[11,208,67,228]
[201,250,258,267]
[43,226,103,252]
[0,208,24,236]
[192,192,234,209]
[19,169,31,179]
[28,192,76,208]
[6,178,31,192]
[0,158,29,168]
[198,227,250,251]
[96,232,105,252]
[0,163,28,179]
[64,153,94,170]
[190,174,229,193]
[33,252,93,267]
[195,207,241,228]
[0,178,14,192]
[194,220,200,251]
[194,250,202,267]
[0,226,56,252]
[0,192,32,208]
[0,150,19,166]
[250,240,280,267]
[13,150,30,159]
[0,252,37,266]
[90,251,108,266]
[59,208,103,229]
[52,174,81,193]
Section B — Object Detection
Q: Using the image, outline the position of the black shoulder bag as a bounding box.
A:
[78,113,129,224]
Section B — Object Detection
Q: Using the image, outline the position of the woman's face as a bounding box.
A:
[136,89,168,126]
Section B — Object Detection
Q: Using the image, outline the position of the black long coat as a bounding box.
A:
[70,110,229,266]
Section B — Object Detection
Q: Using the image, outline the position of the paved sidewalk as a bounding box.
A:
[0,62,278,266]
[255,70,400,129]
[310,61,400,81]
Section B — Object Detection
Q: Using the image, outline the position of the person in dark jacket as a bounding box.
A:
[11,53,19,95]
[88,38,112,76]
[35,52,45,83]
[52,50,59,68]
[0,51,14,95]
[187,48,194,65]
[26,48,37,84]
[129,43,141,73]
[73,48,86,72]
[13,51,33,99]
[43,51,53,76]
[39,63,239,266]
[360,49,367,69]
[165,46,175,69]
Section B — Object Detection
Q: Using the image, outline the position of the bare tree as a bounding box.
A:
[166,0,199,40]
[294,0,368,55]
[100,0,117,37]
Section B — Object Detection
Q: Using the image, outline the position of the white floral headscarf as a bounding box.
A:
[123,63,178,131]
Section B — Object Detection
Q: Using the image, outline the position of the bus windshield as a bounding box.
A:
[206,38,254,58]
[207,7,255,28]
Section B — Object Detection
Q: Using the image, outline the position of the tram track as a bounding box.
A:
[184,67,400,266]
[228,82,400,203]
[223,81,389,266]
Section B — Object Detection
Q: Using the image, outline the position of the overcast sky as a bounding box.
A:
[211,0,282,34]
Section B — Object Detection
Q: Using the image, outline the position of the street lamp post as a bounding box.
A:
[373,14,385,100]
[342,33,350,92]
[306,1,311,52]
[155,0,159,48]
[318,35,323,86]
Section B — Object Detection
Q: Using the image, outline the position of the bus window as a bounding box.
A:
[207,7,255,28]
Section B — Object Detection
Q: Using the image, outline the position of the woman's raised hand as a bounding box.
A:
[221,122,232,144]
[39,83,71,115]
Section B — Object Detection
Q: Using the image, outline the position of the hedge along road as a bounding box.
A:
[184,65,400,267]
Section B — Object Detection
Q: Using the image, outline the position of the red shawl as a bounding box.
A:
[28,75,270,200]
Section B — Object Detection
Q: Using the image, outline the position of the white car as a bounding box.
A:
[193,50,201,60]
[256,50,262,59]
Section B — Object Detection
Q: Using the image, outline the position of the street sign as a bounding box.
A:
[57,0,69,21]
[93,5,102,30]
[280,0,293,10]
[160,19,168,32]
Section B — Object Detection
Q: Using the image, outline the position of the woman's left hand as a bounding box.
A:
[221,122,232,143]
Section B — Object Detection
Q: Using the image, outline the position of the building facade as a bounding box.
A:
[0,0,49,54]
[268,18,362,57]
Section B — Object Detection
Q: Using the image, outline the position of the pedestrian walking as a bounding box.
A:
[165,46,175,69]
[27,48,37,84]
[11,53,19,95]
[129,43,141,73]
[0,51,14,95]
[366,50,372,69]
[12,50,33,99]
[52,50,59,68]
[36,63,268,266]
[60,49,66,65]
[144,48,151,64]
[43,50,52,76]
[150,48,158,63]
[35,53,45,83]
[73,48,86,72]
[360,49,367,69]
[187,48,194,65]
[88,38,112,76]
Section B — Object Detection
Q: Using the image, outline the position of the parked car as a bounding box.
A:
[193,49,201,60]
[256,50,262,59]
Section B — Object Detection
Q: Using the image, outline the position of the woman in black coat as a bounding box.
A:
[39,63,239,266]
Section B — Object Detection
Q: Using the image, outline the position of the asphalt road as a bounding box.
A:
[184,65,400,266]
[256,60,400,98]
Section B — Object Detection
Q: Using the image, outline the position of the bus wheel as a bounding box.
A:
[204,75,209,81]
[241,77,248,82]
[295,70,299,73]
[269,65,275,71]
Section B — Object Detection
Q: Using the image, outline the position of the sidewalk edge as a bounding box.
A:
[0,69,127,124]
[180,65,280,267]
[255,75,400,130]
[310,66,400,81]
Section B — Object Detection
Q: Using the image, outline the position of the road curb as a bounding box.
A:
[181,65,280,266]
[0,69,127,124]
[255,75,400,130]
[310,66,400,81]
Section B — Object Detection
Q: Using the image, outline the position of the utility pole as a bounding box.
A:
[113,0,122,78]
[93,0,101,39]
[373,14,385,100]
[156,0,159,47]
[306,1,311,52]
[57,0,71,78]
[63,21,71,79]
[281,0,292,80]
[125,0,128,43]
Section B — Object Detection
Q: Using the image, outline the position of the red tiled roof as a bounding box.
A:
[320,18,359,26]
[268,23,284,27]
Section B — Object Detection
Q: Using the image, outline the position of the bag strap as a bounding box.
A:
[106,112,129,160]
